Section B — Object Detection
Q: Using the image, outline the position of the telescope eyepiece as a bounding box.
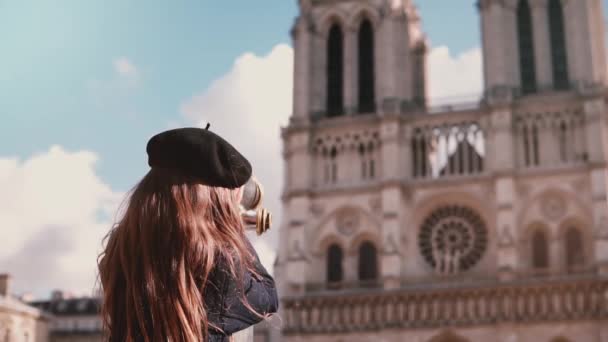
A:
[241,177,263,210]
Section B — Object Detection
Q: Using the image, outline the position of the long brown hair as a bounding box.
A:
[98,167,257,341]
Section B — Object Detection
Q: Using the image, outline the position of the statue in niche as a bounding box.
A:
[499,225,514,248]
[288,239,306,261]
[433,244,462,275]
[383,233,399,255]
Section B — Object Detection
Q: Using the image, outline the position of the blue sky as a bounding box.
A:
[0,1,606,296]
[0,1,485,190]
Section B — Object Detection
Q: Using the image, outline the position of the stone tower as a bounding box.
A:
[276,0,608,341]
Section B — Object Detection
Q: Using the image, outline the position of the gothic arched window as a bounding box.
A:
[358,19,375,113]
[532,229,549,269]
[548,0,569,90]
[517,0,537,95]
[327,23,344,117]
[358,241,378,282]
[330,146,338,183]
[327,243,343,283]
[565,227,585,270]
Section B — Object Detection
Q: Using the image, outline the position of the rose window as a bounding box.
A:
[418,205,488,274]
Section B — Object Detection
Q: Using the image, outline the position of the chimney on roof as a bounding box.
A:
[0,274,11,297]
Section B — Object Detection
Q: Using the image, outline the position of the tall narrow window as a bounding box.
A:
[532,230,549,269]
[330,147,338,183]
[517,0,537,95]
[358,241,378,282]
[327,244,343,283]
[359,144,367,179]
[327,24,344,117]
[358,19,375,113]
[523,125,531,166]
[565,227,585,270]
[548,0,569,90]
[532,124,540,166]
[367,142,375,179]
[559,121,568,162]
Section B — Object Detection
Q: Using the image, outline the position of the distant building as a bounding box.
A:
[0,274,50,342]
[29,292,102,342]
[278,0,608,341]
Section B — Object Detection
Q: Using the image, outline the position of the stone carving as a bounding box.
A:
[499,225,514,248]
[418,205,488,274]
[288,240,306,261]
[336,210,360,236]
[541,194,567,221]
[383,233,399,255]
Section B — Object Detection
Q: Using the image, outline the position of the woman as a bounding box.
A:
[98,127,279,342]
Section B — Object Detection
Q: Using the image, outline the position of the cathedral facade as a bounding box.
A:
[276,0,608,341]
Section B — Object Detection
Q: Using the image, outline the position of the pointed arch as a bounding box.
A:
[548,0,569,90]
[327,23,344,117]
[358,18,375,113]
[326,243,344,284]
[531,228,549,269]
[564,226,585,270]
[357,240,378,282]
[517,0,537,95]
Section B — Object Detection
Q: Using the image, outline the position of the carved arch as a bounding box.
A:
[311,205,381,255]
[346,4,382,31]
[316,10,349,37]
[517,187,592,232]
[348,231,382,256]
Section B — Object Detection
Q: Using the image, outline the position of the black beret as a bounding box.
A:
[146,127,252,189]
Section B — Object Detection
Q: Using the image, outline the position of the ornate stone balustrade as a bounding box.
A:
[282,275,608,335]
[409,109,486,180]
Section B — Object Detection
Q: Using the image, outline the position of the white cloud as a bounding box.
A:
[180,44,294,273]
[179,43,483,272]
[113,57,139,81]
[0,146,122,298]
[427,46,483,105]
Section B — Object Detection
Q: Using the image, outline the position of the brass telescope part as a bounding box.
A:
[242,209,272,236]
[240,177,271,235]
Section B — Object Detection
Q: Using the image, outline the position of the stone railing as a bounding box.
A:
[282,275,608,335]
[409,109,487,181]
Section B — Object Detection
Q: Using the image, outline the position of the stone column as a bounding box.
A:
[479,1,508,94]
[496,178,518,281]
[377,15,397,114]
[582,97,608,275]
[284,195,311,295]
[564,0,607,88]
[283,130,313,295]
[344,27,357,115]
[531,0,553,91]
[489,107,518,280]
[292,16,311,123]
[380,119,402,289]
